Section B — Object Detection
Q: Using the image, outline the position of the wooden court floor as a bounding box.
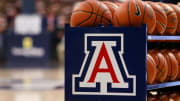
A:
[0,67,65,101]
[0,89,64,101]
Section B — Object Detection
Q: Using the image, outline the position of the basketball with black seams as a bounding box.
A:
[171,93,180,101]
[102,1,118,16]
[168,4,180,35]
[143,2,156,34]
[158,3,178,35]
[161,50,179,81]
[147,96,160,101]
[172,49,180,80]
[113,0,145,27]
[115,2,122,7]
[113,0,156,34]
[147,2,167,35]
[70,0,112,27]
[148,50,168,83]
[159,94,170,101]
[147,53,157,84]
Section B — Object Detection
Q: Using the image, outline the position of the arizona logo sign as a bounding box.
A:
[72,34,136,96]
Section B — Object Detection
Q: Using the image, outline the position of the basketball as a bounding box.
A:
[113,0,145,27]
[147,97,153,101]
[70,0,112,27]
[173,93,180,101]
[161,50,179,81]
[149,50,168,83]
[169,93,178,101]
[174,96,180,101]
[1,0,180,100]
[115,3,121,6]
[147,54,157,84]
[168,4,180,34]
[147,2,167,35]
[158,3,178,35]
[143,2,156,34]
[147,96,159,101]
[172,49,180,80]
[102,1,118,16]
[160,94,170,101]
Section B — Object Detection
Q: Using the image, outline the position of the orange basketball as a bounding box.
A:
[149,50,168,83]
[168,4,180,35]
[102,1,118,16]
[161,50,179,81]
[115,3,121,7]
[115,0,125,5]
[147,96,159,101]
[159,94,170,101]
[147,2,167,35]
[147,97,152,101]
[173,93,180,101]
[158,3,178,35]
[70,0,112,27]
[147,54,157,84]
[172,49,180,80]
[113,0,145,27]
[143,2,156,34]
[174,96,180,101]
[169,93,178,101]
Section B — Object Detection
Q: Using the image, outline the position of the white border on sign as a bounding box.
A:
[72,34,136,96]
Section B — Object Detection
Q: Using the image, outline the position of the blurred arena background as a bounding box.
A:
[0,0,75,67]
[0,0,179,101]
[0,0,72,101]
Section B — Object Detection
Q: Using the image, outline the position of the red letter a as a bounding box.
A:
[88,43,119,83]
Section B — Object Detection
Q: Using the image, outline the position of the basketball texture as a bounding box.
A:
[160,94,170,101]
[147,97,153,101]
[172,49,180,80]
[169,93,178,101]
[149,50,168,83]
[147,54,157,84]
[71,0,112,27]
[143,2,156,34]
[113,0,145,26]
[147,2,167,35]
[103,1,118,16]
[161,50,179,81]
[147,96,159,101]
[172,93,180,101]
[115,3,121,6]
[158,3,178,35]
[169,4,180,34]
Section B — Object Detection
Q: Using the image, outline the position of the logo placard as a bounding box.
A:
[72,34,136,96]
[6,30,49,67]
[65,25,146,101]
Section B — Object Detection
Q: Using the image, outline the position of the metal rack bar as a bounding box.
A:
[147,81,180,90]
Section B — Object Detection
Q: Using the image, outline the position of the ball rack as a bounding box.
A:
[147,35,180,91]
[148,35,180,42]
[147,81,180,90]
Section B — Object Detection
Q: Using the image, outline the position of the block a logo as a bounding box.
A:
[72,34,136,96]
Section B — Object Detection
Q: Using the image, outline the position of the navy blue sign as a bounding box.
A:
[6,15,50,68]
[6,30,50,67]
[65,25,147,101]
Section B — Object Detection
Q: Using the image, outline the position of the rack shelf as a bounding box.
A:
[147,81,180,90]
[148,35,180,42]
